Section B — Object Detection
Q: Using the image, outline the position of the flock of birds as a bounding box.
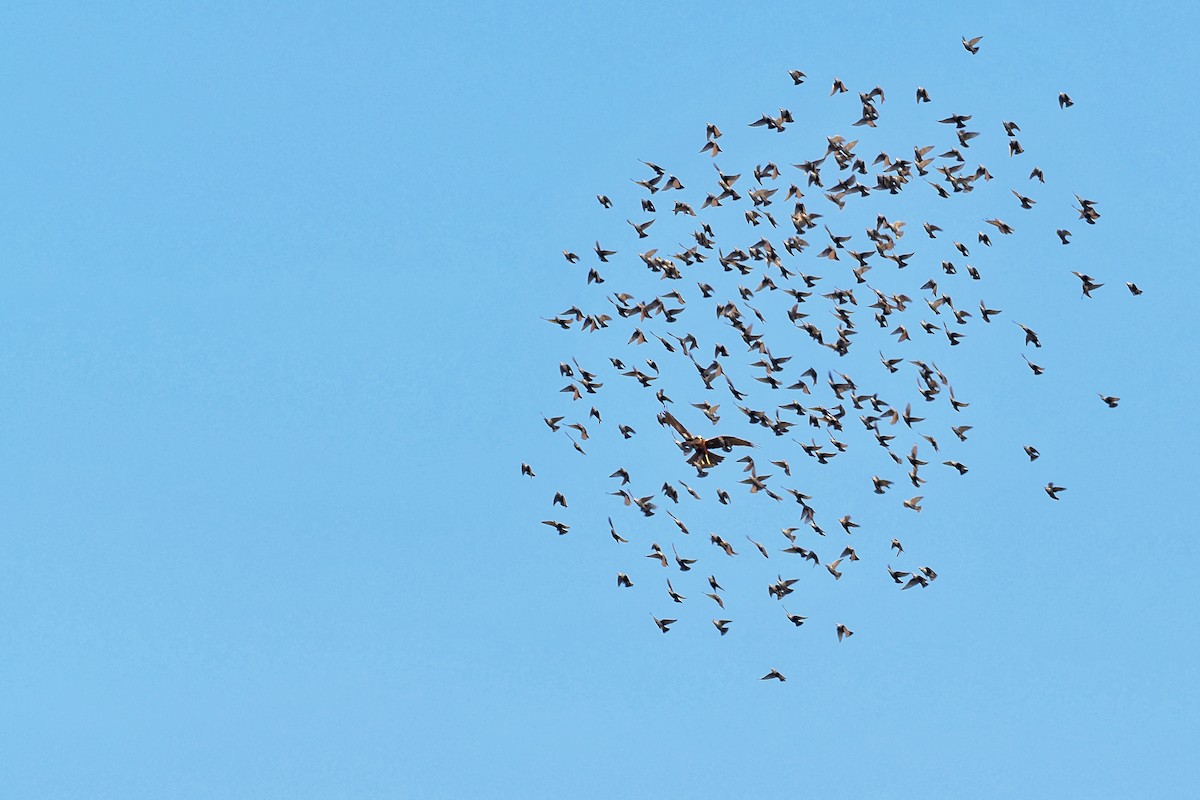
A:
[529,36,1135,682]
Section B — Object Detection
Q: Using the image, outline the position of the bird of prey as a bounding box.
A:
[658,409,754,471]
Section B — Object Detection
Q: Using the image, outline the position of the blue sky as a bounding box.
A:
[1,2,1197,798]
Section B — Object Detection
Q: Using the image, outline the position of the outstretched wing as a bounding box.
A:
[705,435,755,451]
[658,409,694,440]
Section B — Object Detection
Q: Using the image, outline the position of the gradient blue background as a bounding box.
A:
[1,2,1196,798]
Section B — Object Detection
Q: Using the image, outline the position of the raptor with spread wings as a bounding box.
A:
[657,409,754,473]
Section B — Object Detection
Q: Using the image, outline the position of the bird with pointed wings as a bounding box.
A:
[657,409,754,474]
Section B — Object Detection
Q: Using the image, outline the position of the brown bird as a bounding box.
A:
[916,86,931,103]
[1099,394,1120,408]
[783,607,807,626]
[521,463,535,477]
[747,536,770,559]
[658,409,754,470]
[552,492,567,507]
[646,543,668,567]
[541,520,569,535]
[788,69,806,85]
[713,619,732,636]
[903,496,924,513]
[836,623,854,641]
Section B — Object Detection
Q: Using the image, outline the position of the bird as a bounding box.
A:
[1058,92,1074,108]
[788,69,806,85]
[836,623,854,641]
[1045,483,1067,500]
[1099,394,1120,408]
[713,619,732,635]
[521,463,535,477]
[783,607,807,626]
[1024,445,1040,461]
[653,615,676,633]
[617,573,633,588]
[666,578,686,603]
[1126,282,1143,296]
[962,35,983,54]
[658,409,754,471]
[761,669,787,681]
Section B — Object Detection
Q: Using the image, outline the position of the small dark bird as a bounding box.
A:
[666,578,686,603]
[783,607,807,627]
[916,86,931,103]
[617,573,633,588]
[713,619,732,636]
[836,623,854,641]
[788,69,806,85]
[597,195,612,208]
[1058,92,1074,108]
[1024,445,1040,461]
[541,520,569,535]
[521,463,535,477]
[1099,394,1120,408]
[1045,482,1067,500]
[653,615,676,633]
[761,668,787,681]
[891,538,904,555]
[962,35,983,54]
[1126,282,1143,296]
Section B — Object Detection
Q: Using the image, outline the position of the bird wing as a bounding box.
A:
[658,409,693,440]
[706,435,755,450]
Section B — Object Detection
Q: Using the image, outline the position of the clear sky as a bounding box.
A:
[1,2,1197,798]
